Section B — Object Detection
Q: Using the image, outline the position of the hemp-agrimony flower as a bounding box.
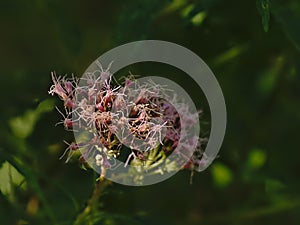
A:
[49,63,205,184]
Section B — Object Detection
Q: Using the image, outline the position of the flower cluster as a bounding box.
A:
[49,64,206,182]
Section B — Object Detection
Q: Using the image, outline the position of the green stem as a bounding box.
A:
[73,178,111,225]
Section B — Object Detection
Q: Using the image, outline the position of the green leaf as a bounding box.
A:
[0,161,26,201]
[271,1,300,51]
[257,56,284,96]
[256,0,270,32]
[265,179,285,194]
[191,11,207,26]
[36,99,55,114]
[181,4,195,18]
[9,109,39,139]
[164,0,188,13]
[247,149,267,170]
[9,99,55,139]
[211,163,233,188]
[213,45,248,66]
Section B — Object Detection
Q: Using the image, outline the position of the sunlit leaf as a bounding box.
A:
[247,149,267,170]
[9,99,55,139]
[213,45,247,66]
[211,163,233,188]
[36,99,55,114]
[191,11,207,26]
[0,161,26,201]
[163,0,187,13]
[9,109,38,139]
[181,4,195,18]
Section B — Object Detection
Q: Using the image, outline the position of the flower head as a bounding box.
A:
[49,63,206,184]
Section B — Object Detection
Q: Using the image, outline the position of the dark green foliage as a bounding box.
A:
[257,0,271,32]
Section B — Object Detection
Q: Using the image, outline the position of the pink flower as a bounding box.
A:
[49,65,205,180]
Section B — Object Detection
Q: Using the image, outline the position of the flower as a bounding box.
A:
[49,63,206,183]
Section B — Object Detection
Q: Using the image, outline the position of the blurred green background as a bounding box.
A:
[1,0,300,224]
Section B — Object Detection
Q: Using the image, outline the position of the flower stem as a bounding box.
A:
[73,178,111,225]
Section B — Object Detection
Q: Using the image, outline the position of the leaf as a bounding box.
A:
[9,99,55,139]
[265,179,285,194]
[164,0,188,13]
[213,45,248,66]
[256,0,270,32]
[257,56,284,96]
[191,11,207,26]
[0,161,26,201]
[181,4,195,18]
[36,99,55,114]
[9,109,38,139]
[271,1,300,51]
[247,149,267,170]
[211,163,233,188]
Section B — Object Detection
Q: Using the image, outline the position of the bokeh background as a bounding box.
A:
[1,0,300,224]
